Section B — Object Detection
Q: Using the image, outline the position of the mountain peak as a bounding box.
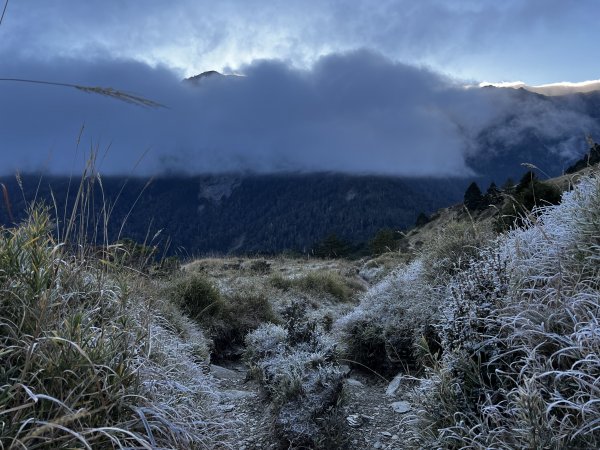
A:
[185,70,223,84]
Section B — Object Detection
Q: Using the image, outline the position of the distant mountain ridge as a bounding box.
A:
[478,79,600,96]
[0,173,471,256]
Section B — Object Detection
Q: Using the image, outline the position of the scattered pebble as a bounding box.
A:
[391,401,411,414]
[346,378,365,387]
[347,414,363,428]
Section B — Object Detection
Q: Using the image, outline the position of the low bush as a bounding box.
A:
[270,270,362,302]
[168,274,278,356]
[495,171,563,231]
[168,273,224,320]
[245,302,346,448]
[336,260,441,374]
[211,291,279,357]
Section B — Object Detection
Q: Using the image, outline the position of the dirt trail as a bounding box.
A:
[210,361,413,449]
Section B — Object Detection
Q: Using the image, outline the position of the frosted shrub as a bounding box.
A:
[337,260,442,372]
[244,323,288,363]
[244,303,344,447]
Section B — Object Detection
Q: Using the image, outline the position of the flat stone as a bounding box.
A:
[373,441,382,449]
[346,414,363,428]
[222,389,255,400]
[391,401,411,414]
[210,364,242,380]
[386,373,404,396]
[339,364,352,376]
[346,378,364,387]
[381,431,392,437]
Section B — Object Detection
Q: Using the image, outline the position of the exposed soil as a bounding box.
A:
[211,360,414,449]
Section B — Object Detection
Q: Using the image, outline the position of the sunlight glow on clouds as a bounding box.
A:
[1,0,599,83]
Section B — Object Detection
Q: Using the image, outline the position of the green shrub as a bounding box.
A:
[169,274,279,355]
[271,271,360,302]
[169,273,224,320]
[211,292,279,356]
[369,228,402,255]
[496,171,562,231]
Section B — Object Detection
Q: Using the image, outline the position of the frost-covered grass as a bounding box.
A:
[336,260,442,373]
[0,208,226,449]
[166,271,279,357]
[270,270,363,302]
[404,174,600,448]
[334,172,600,448]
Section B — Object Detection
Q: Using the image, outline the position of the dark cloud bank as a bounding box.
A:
[1,50,597,177]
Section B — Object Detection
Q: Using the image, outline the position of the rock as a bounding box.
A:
[392,434,399,440]
[381,431,392,437]
[210,364,242,380]
[346,414,363,428]
[221,404,235,412]
[339,364,352,376]
[391,401,411,414]
[222,389,255,400]
[373,441,382,449]
[346,378,364,387]
[386,373,404,396]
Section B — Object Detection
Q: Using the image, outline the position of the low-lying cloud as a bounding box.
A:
[0,50,597,176]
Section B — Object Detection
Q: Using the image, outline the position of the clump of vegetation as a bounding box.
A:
[168,273,224,319]
[249,259,271,274]
[566,138,600,173]
[419,220,494,281]
[312,233,351,258]
[369,227,404,255]
[0,207,224,449]
[463,181,504,212]
[496,170,562,230]
[463,181,485,210]
[404,175,600,449]
[245,302,346,448]
[270,270,362,302]
[415,211,430,227]
[168,272,278,356]
[336,260,441,373]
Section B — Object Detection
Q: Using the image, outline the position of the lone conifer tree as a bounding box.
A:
[464,181,484,210]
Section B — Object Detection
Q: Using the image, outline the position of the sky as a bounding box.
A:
[1,0,599,176]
